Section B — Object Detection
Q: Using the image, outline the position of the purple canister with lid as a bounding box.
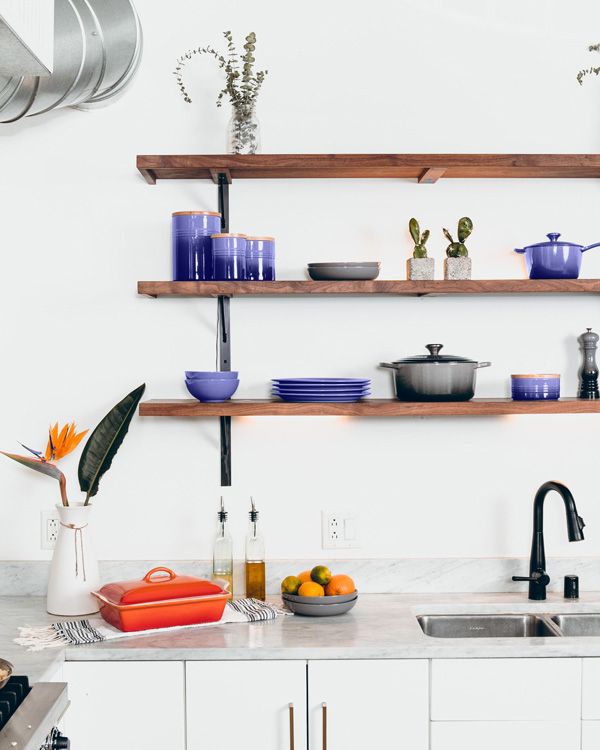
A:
[172,211,221,281]
[246,236,276,281]
[211,233,247,280]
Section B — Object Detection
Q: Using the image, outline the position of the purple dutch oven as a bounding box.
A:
[514,233,600,279]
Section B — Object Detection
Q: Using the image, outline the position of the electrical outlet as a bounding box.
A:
[321,511,360,549]
[41,511,59,550]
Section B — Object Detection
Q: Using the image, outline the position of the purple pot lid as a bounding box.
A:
[390,344,476,364]
[521,233,584,249]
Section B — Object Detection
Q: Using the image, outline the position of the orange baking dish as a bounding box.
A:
[92,567,230,632]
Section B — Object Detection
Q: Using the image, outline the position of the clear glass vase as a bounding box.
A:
[227,106,260,154]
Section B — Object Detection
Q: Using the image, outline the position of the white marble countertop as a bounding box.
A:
[7,593,600,681]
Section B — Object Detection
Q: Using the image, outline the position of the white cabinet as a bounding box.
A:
[308,659,429,750]
[583,659,600,719]
[186,661,307,750]
[583,722,600,749]
[63,661,185,750]
[431,658,582,721]
[431,720,580,750]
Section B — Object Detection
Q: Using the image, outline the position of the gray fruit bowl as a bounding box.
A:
[307,263,380,281]
[282,592,358,616]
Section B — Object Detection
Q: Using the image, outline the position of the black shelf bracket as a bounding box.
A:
[218,172,229,233]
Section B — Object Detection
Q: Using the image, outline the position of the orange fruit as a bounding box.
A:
[311,565,332,586]
[298,581,325,597]
[325,574,356,596]
[281,576,302,595]
[298,570,312,583]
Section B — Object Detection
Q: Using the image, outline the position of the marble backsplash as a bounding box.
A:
[2,558,600,597]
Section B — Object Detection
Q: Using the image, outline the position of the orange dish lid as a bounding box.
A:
[97,567,226,605]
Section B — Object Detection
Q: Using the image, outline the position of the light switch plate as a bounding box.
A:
[321,511,360,549]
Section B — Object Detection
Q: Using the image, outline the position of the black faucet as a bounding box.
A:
[512,481,585,601]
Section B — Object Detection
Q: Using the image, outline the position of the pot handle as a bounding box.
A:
[476,361,492,369]
[582,242,600,253]
[143,566,177,582]
[379,362,398,369]
[514,247,526,254]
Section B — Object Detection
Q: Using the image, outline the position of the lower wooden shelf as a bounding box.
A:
[139,398,600,417]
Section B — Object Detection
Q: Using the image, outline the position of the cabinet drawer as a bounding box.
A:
[431,720,580,750]
[431,658,581,721]
[583,659,600,719]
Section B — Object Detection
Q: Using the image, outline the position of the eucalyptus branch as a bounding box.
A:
[577,43,600,85]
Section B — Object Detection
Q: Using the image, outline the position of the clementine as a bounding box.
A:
[298,581,325,597]
[298,570,312,583]
[325,574,356,596]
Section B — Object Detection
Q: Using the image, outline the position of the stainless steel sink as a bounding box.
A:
[550,614,600,636]
[417,614,560,638]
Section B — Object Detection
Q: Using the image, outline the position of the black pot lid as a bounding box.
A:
[392,344,476,364]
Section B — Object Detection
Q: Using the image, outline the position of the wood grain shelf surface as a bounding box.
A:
[138,279,600,298]
[137,154,600,184]
[139,398,600,417]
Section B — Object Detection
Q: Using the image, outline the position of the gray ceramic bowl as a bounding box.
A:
[282,595,358,617]
[282,591,358,605]
[308,262,380,268]
[0,659,13,689]
[308,266,380,281]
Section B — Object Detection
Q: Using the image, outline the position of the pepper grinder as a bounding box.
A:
[578,327,600,399]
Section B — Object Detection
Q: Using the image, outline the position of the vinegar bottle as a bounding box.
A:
[245,497,266,601]
[212,497,233,597]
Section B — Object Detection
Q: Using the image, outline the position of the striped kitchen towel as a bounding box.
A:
[16,598,289,651]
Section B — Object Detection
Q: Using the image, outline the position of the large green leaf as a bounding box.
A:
[78,384,145,503]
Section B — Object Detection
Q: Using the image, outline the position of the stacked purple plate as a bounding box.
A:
[272,378,371,403]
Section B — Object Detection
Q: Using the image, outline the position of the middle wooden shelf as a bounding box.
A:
[139,398,600,417]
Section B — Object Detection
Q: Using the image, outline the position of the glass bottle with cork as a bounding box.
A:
[212,497,233,597]
[245,497,266,600]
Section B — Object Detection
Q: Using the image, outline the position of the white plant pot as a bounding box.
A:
[406,257,435,281]
[47,504,100,616]
[444,257,472,280]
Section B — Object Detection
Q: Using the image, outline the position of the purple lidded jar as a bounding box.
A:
[211,233,247,280]
[246,236,276,281]
[172,211,221,281]
[511,374,561,400]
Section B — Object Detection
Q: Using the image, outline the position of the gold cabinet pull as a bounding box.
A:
[289,702,295,750]
[322,702,327,750]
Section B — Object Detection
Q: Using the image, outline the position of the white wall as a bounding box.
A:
[1,0,600,565]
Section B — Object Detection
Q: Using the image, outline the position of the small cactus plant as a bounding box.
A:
[409,218,430,258]
[443,217,473,257]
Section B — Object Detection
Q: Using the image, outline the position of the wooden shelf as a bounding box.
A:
[137,154,600,184]
[139,398,600,418]
[138,279,600,298]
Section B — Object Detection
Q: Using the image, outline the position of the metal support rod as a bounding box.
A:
[218,173,229,232]
[217,291,232,486]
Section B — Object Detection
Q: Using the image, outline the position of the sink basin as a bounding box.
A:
[551,614,600,636]
[417,614,560,638]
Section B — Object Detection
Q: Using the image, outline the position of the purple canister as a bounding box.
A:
[211,233,247,280]
[172,211,221,281]
[246,236,276,281]
[511,374,561,400]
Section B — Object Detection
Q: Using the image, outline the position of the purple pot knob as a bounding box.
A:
[547,233,561,242]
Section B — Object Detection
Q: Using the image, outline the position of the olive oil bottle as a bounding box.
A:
[212,497,233,597]
[245,497,266,600]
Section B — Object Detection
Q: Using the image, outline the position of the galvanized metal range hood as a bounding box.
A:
[0,0,142,122]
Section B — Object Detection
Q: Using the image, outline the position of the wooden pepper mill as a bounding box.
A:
[578,327,600,399]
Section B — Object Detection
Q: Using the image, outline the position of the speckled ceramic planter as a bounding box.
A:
[444,257,472,280]
[406,257,434,281]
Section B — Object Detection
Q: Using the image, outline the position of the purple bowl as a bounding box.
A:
[185,371,239,380]
[185,379,240,402]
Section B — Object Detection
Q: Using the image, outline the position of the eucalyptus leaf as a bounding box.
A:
[78,384,145,504]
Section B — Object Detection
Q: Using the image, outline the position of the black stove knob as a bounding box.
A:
[52,733,70,749]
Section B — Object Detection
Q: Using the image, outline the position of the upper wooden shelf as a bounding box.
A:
[138,279,600,298]
[136,154,600,184]
[140,398,600,417]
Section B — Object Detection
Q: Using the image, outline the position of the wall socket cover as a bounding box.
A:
[321,511,360,549]
[41,510,59,550]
